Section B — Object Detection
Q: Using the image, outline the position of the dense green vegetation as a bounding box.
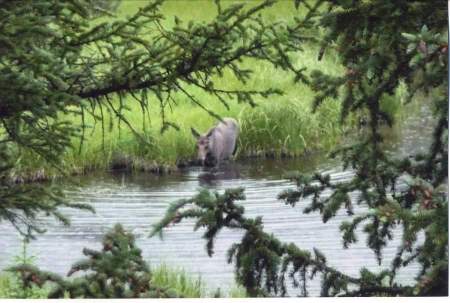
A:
[1,0,331,297]
[152,0,448,297]
[0,240,50,298]
[11,0,345,180]
[0,274,49,299]
[1,0,319,237]
[0,0,446,298]
[0,259,246,298]
[0,264,220,298]
[0,225,244,298]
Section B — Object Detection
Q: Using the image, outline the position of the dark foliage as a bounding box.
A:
[0,0,307,237]
[152,0,448,297]
[10,224,179,298]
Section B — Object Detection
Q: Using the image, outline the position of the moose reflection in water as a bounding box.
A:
[191,118,239,167]
[197,162,242,187]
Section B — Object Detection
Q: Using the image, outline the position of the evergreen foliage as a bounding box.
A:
[152,188,411,296]
[152,0,448,297]
[0,0,308,237]
[1,0,447,297]
[0,271,50,299]
[9,224,180,298]
[0,239,50,298]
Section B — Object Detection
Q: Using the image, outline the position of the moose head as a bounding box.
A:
[191,127,214,166]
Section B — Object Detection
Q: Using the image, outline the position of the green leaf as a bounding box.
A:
[401,33,417,41]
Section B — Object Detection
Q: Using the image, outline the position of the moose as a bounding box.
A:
[191,117,239,167]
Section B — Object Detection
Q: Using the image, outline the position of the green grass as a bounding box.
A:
[151,263,205,297]
[0,273,50,299]
[150,263,247,298]
[0,263,247,298]
[0,238,243,299]
[12,0,346,179]
[0,240,50,299]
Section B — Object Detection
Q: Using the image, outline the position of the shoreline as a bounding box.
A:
[7,147,325,184]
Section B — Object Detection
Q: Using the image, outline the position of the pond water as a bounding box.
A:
[0,104,437,296]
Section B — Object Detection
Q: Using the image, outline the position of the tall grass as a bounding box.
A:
[12,0,346,178]
[151,263,205,297]
[150,263,248,297]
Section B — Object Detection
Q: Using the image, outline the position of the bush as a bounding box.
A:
[9,224,180,298]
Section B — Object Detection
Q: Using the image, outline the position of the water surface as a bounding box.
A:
[0,103,437,296]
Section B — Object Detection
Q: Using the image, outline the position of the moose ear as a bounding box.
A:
[191,127,200,138]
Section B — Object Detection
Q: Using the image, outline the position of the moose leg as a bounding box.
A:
[232,143,238,156]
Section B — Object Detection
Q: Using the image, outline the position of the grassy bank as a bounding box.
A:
[63,44,344,169]
[0,264,246,298]
[11,0,346,180]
